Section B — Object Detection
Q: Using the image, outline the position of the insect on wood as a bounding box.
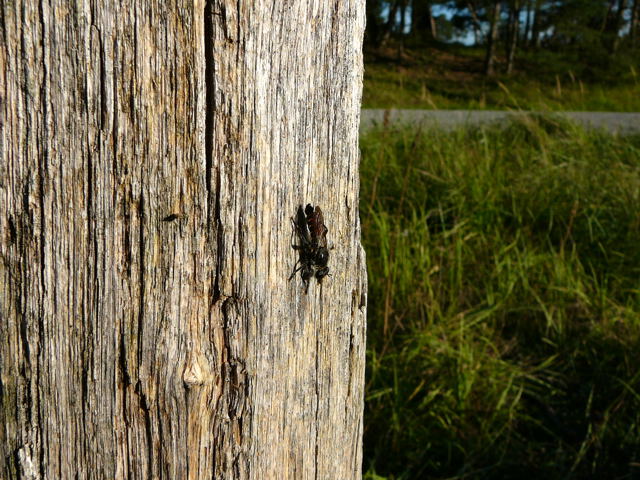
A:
[289,204,331,292]
[304,204,330,283]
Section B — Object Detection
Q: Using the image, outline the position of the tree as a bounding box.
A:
[609,0,628,52]
[530,0,544,48]
[522,0,533,45]
[0,0,368,478]
[366,0,385,46]
[398,0,410,56]
[464,1,486,45]
[506,0,522,74]
[632,0,640,48]
[412,0,439,41]
[485,1,502,75]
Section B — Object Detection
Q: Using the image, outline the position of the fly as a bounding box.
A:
[304,204,330,283]
[289,204,331,292]
[289,205,315,293]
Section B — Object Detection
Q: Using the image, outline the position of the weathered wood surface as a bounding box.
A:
[0,1,367,478]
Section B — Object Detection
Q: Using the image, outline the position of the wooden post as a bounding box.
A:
[0,0,367,478]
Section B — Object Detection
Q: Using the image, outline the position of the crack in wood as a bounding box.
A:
[136,192,146,369]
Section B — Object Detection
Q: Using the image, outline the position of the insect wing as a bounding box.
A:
[306,205,328,249]
[314,206,328,249]
[290,205,316,293]
[294,205,312,245]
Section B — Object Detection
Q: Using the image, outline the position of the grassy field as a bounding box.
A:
[363,42,640,111]
[360,117,640,479]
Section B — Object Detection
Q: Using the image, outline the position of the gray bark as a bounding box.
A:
[0,0,368,479]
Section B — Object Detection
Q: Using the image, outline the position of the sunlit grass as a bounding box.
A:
[362,45,640,111]
[361,117,640,479]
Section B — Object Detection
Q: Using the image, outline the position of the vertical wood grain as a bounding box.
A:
[1,1,366,478]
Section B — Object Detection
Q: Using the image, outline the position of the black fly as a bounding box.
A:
[304,204,330,283]
[289,205,315,293]
[289,204,331,292]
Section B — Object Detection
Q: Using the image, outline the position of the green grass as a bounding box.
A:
[360,117,640,479]
[363,43,640,111]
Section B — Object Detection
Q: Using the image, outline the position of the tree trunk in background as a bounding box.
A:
[507,0,521,75]
[412,0,438,41]
[366,0,383,47]
[632,0,640,48]
[430,9,439,40]
[531,0,542,48]
[0,0,368,478]
[380,0,401,47]
[399,0,407,35]
[398,0,408,58]
[485,1,502,76]
[466,1,485,46]
[610,0,628,52]
[599,0,617,54]
[523,0,532,46]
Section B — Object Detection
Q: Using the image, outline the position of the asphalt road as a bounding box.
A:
[360,109,640,134]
